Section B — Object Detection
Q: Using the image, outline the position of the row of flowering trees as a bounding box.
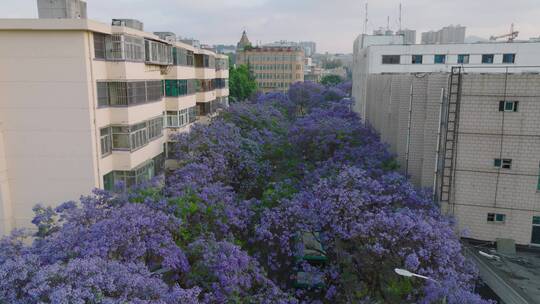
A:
[0,81,491,303]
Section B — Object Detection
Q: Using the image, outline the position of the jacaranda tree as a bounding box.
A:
[0,81,492,304]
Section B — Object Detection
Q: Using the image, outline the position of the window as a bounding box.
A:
[487,213,506,223]
[130,122,148,151]
[533,216,540,245]
[147,117,163,140]
[494,158,512,169]
[165,111,179,127]
[100,127,112,157]
[97,82,109,107]
[503,53,516,64]
[434,55,446,64]
[112,126,130,149]
[107,34,124,60]
[123,35,145,61]
[537,163,540,191]
[146,81,163,101]
[104,159,157,190]
[173,47,195,66]
[97,81,164,107]
[457,54,470,64]
[382,55,400,64]
[499,100,518,112]
[144,39,173,65]
[94,33,106,59]
[165,79,192,97]
[103,172,114,191]
[411,55,423,64]
[482,54,494,64]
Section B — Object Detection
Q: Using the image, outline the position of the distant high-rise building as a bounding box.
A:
[396,29,417,44]
[37,0,87,19]
[299,41,317,57]
[421,25,466,44]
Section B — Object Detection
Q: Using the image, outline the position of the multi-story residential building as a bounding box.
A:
[299,41,317,57]
[0,14,228,235]
[421,25,466,44]
[236,32,304,93]
[352,37,540,247]
[396,29,417,44]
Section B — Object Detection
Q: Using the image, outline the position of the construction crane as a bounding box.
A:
[490,23,519,42]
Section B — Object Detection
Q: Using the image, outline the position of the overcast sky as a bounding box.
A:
[2,0,540,53]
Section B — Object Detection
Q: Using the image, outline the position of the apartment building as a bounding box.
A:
[421,25,466,44]
[352,37,540,246]
[0,17,229,235]
[235,31,304,93]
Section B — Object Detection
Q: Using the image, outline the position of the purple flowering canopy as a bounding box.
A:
[0,81,493,304]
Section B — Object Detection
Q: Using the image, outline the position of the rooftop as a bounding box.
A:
[465,240,540,304]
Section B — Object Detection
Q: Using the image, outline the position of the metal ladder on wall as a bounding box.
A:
[438,66,463,215]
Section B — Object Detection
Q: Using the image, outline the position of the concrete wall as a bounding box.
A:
[450,74,540,244]
[360,72,540,245]
[363,73,447,189]
[0,30,96,231]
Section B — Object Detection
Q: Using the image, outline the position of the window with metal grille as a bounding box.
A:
[146,81,163,101]
[499,100,518,112]
[107,34,124,60]
[97,82,109,107]
[108,82,129,106]
[94,33,107,59]
[127,82,147,105]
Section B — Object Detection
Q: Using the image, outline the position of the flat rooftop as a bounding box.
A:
[464,240,540,304]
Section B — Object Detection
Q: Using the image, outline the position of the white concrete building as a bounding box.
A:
[353,38,540,246]
[0,18,229,235]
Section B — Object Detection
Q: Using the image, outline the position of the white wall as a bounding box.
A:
[361,42,540,74]
[0,30,97,230]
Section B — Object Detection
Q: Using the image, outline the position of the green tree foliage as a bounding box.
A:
[321,75,343,86]
[230,64,257,102]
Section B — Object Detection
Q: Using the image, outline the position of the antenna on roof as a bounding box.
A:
[399,3,402,31]
[363,2,368,35]
[387,16,390,31]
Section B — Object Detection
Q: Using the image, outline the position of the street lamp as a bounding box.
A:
[394,268,446,304]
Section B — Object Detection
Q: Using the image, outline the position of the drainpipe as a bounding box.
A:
[405,83,413,177]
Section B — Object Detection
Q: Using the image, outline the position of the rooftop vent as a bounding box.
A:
[37,0,87,19]
[111,19,144,31]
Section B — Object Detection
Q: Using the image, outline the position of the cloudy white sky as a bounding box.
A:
[2,0,540,53]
